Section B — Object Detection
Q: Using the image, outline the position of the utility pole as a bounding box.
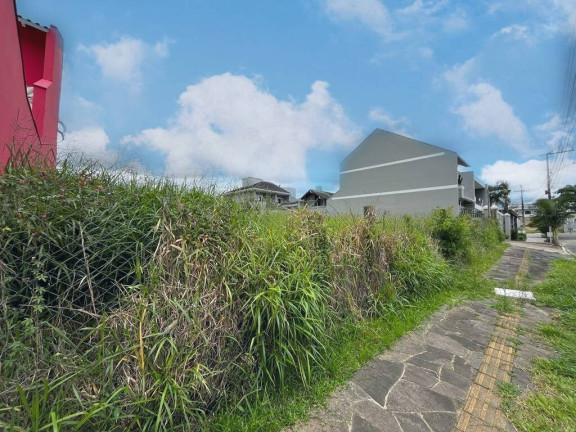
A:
[543,148,574,243]
[514,186,527,232]
[546,153,551,199]
[545,148,574,199]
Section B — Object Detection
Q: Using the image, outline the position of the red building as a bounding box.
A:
[0,0,63,172]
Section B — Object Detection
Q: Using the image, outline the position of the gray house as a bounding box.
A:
[458,171,489,216]
[225,177,292,207]
[300,189,334,208]
[328,129,487,216]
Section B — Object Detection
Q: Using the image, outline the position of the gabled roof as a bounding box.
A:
[342,129,470,169]
[300,189,334,200]
[225,181,290,196]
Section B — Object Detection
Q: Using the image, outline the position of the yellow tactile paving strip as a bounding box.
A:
[455,313,519,431]
[455,249,530,432]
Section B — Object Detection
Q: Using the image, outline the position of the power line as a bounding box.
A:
[545,148,575,198]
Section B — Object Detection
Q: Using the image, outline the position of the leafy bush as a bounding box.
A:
[510,229,526,241]
[428,208,474,262]
[474,218,506,247]
[511,228,518,240]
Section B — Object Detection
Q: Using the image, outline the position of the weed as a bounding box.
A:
[498,381,520,412]
[493,296,518,314]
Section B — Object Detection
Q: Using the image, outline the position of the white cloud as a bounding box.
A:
[456,83,531,153]
[59,127,118,165]
[493,24,531,42]
[443,9,469,33]
[75,96,101,112]
[122,73,361,183]
[443,58,477,91]
[444,59,531,153]
[81,36,170,89]
[368,108,411,136]
[481,158,576,200]
[488,2,504,15]
[398,0,449,16]
[397,0,467,34]
[153,39,171,58]
[534,0,576,34]
[62,96,104,131]
[481,159,548,196]
[487,0,576,36]
[418,46,434,58]
[535,114,567,149]
[322,0,394,38]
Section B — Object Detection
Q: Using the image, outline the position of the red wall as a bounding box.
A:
[18,22,45,85]
[0,0,39,170]
[0,0,63,171]
[36,25,64,160]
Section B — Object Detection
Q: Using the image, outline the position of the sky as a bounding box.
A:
[16,0,576,202]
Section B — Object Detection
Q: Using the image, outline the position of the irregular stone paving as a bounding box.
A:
[489,243,565,284]
[288,245,560,432]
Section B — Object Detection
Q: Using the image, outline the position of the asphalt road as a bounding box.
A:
[559,232,576,255]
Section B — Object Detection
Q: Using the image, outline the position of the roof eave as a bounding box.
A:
[457,155,470,167]
[226,187,290,196]
[18,16,49,32]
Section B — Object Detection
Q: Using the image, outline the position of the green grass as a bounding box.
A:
[497,381,520,412]
[492,295,518,315]
[501,258,576,431]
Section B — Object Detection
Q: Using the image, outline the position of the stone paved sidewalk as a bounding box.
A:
[288,245,559,432]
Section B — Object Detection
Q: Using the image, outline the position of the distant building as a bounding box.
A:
[328,129,487,216]
[224,177,292,208]
[509,203,538,229]
[300,188,333,208]
[1,1,63,172]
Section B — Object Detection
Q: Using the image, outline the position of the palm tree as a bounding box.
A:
[529,198,570,245]
[488,181,511,212]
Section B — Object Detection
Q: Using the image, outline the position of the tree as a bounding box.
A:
[488,181,511,212]
[529,198,570,245]
[557,184,576,214]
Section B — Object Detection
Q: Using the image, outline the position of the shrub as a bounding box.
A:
[428,208,474,262]
[473,218,506,248]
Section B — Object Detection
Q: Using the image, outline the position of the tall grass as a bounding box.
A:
[0,162,505,431]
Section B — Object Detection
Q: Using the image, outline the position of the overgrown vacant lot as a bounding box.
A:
[0,163,506,431]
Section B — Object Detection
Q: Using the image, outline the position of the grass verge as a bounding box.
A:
[500,258,576,431]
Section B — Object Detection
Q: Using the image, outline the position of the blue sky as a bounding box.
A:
[17,0,576,202]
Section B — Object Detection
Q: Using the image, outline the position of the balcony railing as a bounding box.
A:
[459,207,484,218]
